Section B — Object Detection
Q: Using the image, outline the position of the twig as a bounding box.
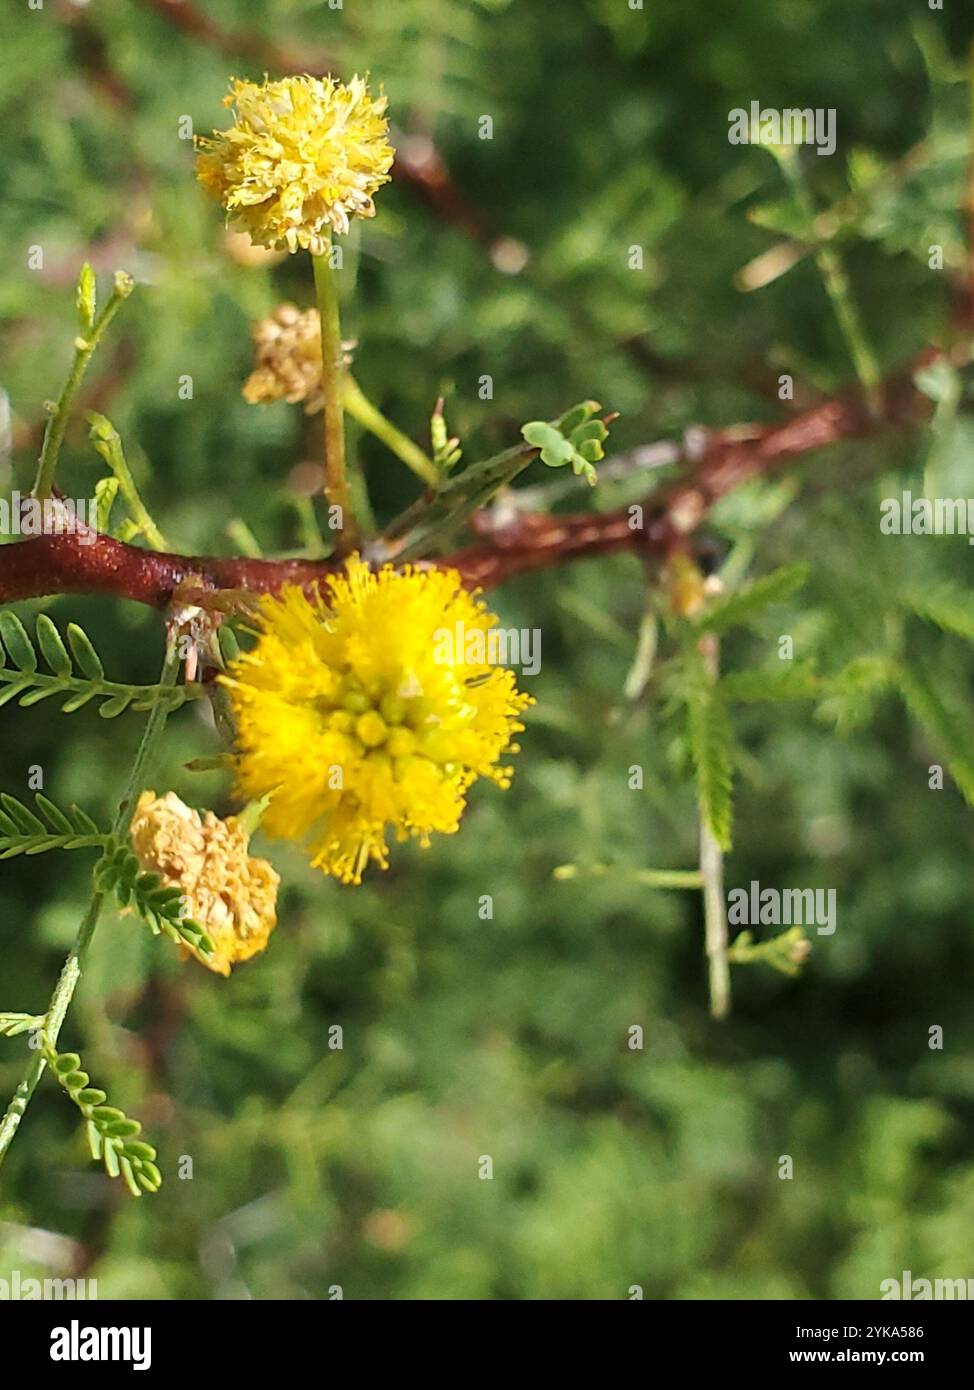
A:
[0,354,934,609]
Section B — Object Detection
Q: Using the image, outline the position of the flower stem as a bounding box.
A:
[33,271,135,502]
[312,246,357,551]
[0,630,180,1173]
[342,374,440,487]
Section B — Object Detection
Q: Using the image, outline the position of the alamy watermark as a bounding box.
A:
[728,880,836,936]
[0,493,98,544]
[50,1319,151,1371]
[880,491,974,543]
[0,1269,97,1300]
[433,621,541,675]
[881,1270,974,1300]
[728,102,836,156]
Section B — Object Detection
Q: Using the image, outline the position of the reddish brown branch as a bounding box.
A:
[0,366,932,610]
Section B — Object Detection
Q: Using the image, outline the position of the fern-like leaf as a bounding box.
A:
[0,614,204,717]
[720,663,819,702]
[894,664,974,807]
[901,581,974,644]
[95,842,215,959]
[687,685,735,851]
[815,654,894,734]
[693,564,809,634]
[0,793,108,859]
[46,1047,161,1196]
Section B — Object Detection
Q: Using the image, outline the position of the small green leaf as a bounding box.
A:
[103,1140,120,1179]
[121,1140,157,1162]
[18,687,58,707]
[521,422,573,465]
[0,612,37,672]
[71,806,101,834]
[119,1156,143,1198]
[98,693,132,719]
[556,401,600,434]
[76,262,96,329]
[569,419,608,447]
[91,1105,125,1124]
[94,476,119,534]
[77,1088,108,1107]
[217,625,241,665]
[105,1118,142,1138]
[1,795,45,834]
[66,623,104,680]
[35,795,74,833]
[60,689,97,713]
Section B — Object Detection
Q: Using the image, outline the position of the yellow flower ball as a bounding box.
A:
[196,74,395,254]
[221,558,534,884]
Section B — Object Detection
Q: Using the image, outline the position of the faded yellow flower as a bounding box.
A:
[221,557,533,885]
[130,791,280,977]
[196,74,395,254]
[243,304,324,413]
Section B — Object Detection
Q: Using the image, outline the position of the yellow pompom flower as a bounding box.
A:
[221,558,533,885]
[196,74,395,254]
[130,791,280,977]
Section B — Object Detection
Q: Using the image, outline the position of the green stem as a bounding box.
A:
[698,634,731,1020]
[342,374,439,487]
[87,413,167,550]
[112,629,181,837]
[312,245,356,550]
[553,864,703,890]
[776,150,882,418]
[226,518,264,558]
[0,630,180,1172]
[33,271,135,501]
[0,900,102,1166]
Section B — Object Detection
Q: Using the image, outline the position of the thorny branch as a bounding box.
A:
[0,351,937,610]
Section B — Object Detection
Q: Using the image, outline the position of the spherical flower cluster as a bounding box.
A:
[221,558,533,885]
[243,304,325,413]
[196,73,395,254]
[130,791,280,977]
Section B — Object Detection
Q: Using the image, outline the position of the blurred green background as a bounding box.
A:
[1,0,974,1299]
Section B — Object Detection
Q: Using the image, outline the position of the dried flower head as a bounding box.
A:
[196,74,395,254]
[130,791,280,977]
[243,304,325,413]
[221,557,533,885]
